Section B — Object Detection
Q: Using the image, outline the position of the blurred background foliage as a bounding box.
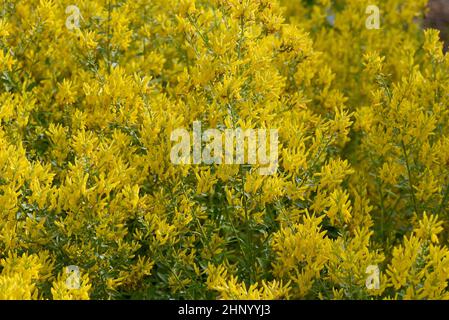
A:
[425,0,449,51]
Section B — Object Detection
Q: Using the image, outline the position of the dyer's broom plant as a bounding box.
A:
[0,0,449,300]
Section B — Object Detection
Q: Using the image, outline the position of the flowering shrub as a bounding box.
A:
[0,0,449,300]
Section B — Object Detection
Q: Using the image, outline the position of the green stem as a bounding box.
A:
[400,140,419,215]
[437,183,449,216]
[107,0,112,74]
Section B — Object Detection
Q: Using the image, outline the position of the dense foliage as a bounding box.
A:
[1,0,449,299]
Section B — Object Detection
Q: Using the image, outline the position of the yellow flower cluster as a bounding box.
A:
[0,0,448,300]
